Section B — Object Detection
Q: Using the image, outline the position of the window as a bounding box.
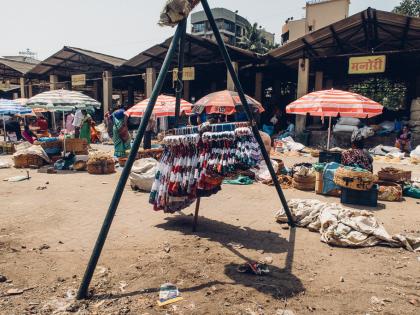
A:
[223,20,235,33]
[192,22,205,33]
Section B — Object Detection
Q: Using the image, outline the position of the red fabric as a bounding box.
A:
[37,118,48,131]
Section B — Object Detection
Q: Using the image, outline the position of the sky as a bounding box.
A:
[1,0,401,61]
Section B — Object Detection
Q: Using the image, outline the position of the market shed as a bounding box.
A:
[123,33,261,101]
[265,8,420,144]
[0,57,37,98]
[27,46,127,115]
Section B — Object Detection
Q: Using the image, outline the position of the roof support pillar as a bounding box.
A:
[145,67,156,98]
[92,80,99,102]
[49,75,58,91]
[315,71,323,91]
[102,71,113,119]
[254,72,263,102]
[183,80,190,101]
[19,77,26,98]
[227,61,238,91]
[28,81,33,98]
[296,58,309,134]
[127,85,134,106]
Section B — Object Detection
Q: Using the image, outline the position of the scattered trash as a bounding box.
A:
[340,276,344,282]
[157,283,183,307]
[276,310,295,315]
[6,288,24,296]
[3,171,30,182]
[38,244,50,250]
[119,281,128,292]
[36,186,47,190]
[227,242,244,249]
[163,244,171,253]
[0,160,11,169]
[237,262,269,275]
[408,298,418,306]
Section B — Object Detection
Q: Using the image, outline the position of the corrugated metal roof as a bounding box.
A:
[28,46,126,76]
[124,33,259,69]
[0,58,36,74]
[269,8,420,66]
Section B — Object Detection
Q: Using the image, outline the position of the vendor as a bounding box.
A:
[341,138,373,172]
[5,116,23,141]
[277,120,295,140]
[22,121,38,144]
[395,125,411,153]
[36,116,48,132]
[79,110,92,144]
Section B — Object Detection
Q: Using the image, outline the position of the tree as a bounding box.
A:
[392,0,420,17]
[238,23,278,54]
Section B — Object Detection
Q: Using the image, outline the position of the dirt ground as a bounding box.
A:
[0,148,419,315]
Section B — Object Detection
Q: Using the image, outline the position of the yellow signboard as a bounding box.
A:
[0,80,11,91]
[71,74,86,87]
[348,55,386,74]
[172,67,195,81]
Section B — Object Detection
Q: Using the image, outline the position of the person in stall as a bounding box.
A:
[5,116,23,141]
[22,120,38,144]
[276,119,295,140]
[79,110,92,144]
[112,109,131,157]
[36,115,48,132]
[395,125,412,153]
[143,115,157,150]
[65,112,75,134]
[341,131,373,172]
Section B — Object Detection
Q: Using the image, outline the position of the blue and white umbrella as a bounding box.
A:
[0,99,32,141]
[26,89,100,112]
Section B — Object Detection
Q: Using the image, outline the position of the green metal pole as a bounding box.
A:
[201,0,295,226]
[76,23,184,300]
[174,19,187,128]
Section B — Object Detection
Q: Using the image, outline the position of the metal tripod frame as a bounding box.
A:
[76,0,294,300]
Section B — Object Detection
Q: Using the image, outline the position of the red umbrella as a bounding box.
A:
[193,90,265,115]
[286,89,383,148]
[125,95,193,118]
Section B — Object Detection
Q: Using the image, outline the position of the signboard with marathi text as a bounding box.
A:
[348,55,386,74]
[71,74,86,87]
[172,67,195,81]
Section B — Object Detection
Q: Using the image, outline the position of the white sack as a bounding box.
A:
[333,125,358,133]
[130,158,159,192]
[337,118,360,126]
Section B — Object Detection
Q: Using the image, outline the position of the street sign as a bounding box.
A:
[348,55,386,74]
[173,67,195,81]
[72,74,86,87]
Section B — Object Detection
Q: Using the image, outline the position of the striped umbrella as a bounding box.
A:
[286,89,383,149]
[125,95,193,118]
[0,99,32,141]
[192,90,265,116]
[26,89,100,112]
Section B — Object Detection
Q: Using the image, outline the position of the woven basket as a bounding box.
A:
[334,167,377,191]
[293,174,315,191]
[64,138,88,154]
[137,148,164,161]
[378,168,411,183]
[87,160,115,174]
[13,154,44,169]
[0,142,16,154]
[377,181,402,202]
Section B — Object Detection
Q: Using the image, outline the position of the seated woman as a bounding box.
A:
[277,120,295,140]
[22,122,38,144]
[395,125,411,153]
[341,137,373,172]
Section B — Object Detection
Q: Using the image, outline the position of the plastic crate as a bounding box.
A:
[341,185,378,207]
[319,151,342,164]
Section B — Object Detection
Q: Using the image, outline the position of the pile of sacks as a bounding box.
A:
[276,199,420,251]
[409,98,420,134]
[333,118,360,133]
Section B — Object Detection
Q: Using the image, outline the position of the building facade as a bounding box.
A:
[282,0,350,44]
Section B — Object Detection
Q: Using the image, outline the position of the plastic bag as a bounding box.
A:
[159,0,201,26]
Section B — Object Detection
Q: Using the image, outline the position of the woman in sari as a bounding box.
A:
[112,109,131,157]
[79,110,92,144]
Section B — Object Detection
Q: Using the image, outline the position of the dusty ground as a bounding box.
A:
[0,148,419,315]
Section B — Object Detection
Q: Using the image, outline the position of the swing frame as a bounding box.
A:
[76,0,294,299]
